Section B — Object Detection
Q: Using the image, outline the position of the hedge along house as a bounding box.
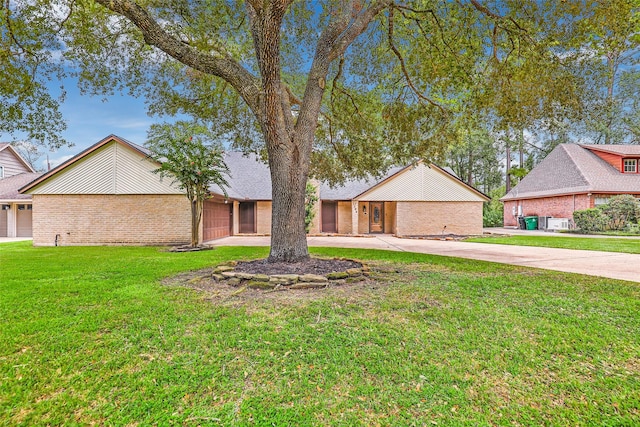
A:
[21,135,489,246]
[0,143,41,238]
[501,144,640,227]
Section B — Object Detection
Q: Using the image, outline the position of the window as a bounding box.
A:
[594,196,610,206]
[623,159,637,173]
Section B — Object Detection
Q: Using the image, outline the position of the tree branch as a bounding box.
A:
[387,7,445,113]
[92,0,261,112]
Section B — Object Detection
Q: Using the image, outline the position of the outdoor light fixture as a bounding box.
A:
[362,205,367,214]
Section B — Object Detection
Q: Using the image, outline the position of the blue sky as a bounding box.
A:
[45,81,157,169]
[3,78,161,171]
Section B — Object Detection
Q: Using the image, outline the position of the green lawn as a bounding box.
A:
[1,242,639,426]
[467,235,640,254]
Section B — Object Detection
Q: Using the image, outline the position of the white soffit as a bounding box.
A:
[358,163,486,202]
[29,141,183,195]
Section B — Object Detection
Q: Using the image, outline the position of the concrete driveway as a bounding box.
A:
[210,235,640,283]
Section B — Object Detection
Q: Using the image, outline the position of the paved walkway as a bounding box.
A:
[484,227,640,239]
[210,235,640,283]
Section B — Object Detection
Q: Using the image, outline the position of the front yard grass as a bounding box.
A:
[1,241,638,426]
[467,235,640,254]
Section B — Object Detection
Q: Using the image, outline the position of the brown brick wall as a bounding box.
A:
[358,202,369,234]
[395,201,484,236]
[502,194,591,227]
[32,194,191,246]
[384,201,397,234]
[256,201,272,234]
[337,201,352,234]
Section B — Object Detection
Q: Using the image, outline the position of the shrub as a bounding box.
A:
[573,208,607,233]
[598,194,640,230]
[304,182,318,233]
[483,188,504,227]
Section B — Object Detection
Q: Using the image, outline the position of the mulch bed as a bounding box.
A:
[234,257,362,276]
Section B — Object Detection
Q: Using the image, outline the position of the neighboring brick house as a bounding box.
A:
[502,144,640,227]
[0,143,41,237]
[20,135,489,246]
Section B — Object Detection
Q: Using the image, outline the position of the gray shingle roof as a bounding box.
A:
[319,166,405,200]
[210,152,273,200]
[0,173,42,200]
[580,144,640,156]
[502,144,640,200]
[211,152,408,200]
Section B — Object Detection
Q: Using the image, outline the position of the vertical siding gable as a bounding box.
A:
[113,143,182,194]
[358,163,486,202]
[28,141,183,195]
[29,143,117,194]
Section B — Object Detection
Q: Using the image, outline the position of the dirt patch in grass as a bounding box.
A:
[163,259,420,307]
[234,257,362,275]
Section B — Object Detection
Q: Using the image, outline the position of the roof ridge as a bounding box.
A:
[561,144,592,189]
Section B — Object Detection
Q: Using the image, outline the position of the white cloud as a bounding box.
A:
[43,154,74,170]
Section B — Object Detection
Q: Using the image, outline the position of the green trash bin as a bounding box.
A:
[524,216,538,230]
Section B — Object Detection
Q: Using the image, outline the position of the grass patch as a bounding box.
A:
[467,235,640,254]
[1,241,639,425]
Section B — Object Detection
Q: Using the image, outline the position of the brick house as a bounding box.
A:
[502,144,640,227]
[0,143,41,237]
[20,135,489,246]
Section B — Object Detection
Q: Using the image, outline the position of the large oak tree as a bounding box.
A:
[5,0,599,261]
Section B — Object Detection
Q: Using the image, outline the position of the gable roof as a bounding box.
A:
[580,144,640,156]
[502,143,640,201]
[0,143,37,174]
[216,155,489,202]
[19,135,181,195]
[318,167,405,200]
[19,134,488,202]
[355,162,489,202]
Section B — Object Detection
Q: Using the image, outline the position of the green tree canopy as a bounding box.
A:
[4,0,623,261]
[146,121,229,247]
[1,3,67,147]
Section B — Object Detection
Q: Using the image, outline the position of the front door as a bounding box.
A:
[239,202,256,233]
[321,201,337,233]
[369,202,384,233]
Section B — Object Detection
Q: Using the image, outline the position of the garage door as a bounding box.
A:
[16,204,32,237]
[0,208,7,237]
[203,201,232,241]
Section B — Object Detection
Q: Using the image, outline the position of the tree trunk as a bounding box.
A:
[505,139,512,193]
[267,142,311,262]
[191,199,202,247]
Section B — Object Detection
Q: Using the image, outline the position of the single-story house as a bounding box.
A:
[0,143,41,237]
[502,143,640,227]
[20,135,489,246]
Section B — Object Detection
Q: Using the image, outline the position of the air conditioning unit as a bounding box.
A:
[538,216,551,230]
[547,218,570,231]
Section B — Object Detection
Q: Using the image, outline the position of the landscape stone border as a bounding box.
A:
[211,261,370,290]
